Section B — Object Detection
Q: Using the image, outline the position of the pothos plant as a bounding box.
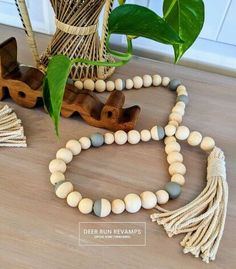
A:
[43,0,205,135]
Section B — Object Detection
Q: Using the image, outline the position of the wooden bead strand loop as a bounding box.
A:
[49,129,179,218]
[48,74,227,263]
[50,77,189,217]
[74,75,189,97]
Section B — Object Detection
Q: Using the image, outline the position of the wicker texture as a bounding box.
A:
[15,0,40,66]
[15,0,115,80]
[40,0,115,80]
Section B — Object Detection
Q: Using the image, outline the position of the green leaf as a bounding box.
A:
[163,0,204,62]
[108,4,183,45]
[43,55,72,135]
[118,0,126,5]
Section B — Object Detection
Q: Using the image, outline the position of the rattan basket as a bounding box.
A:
[15,0,115,80]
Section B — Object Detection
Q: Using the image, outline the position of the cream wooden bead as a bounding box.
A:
[93,198,111,217]
[66,139,81,155]
[156,190,169,204]
[133,76,143,89]
[176,101,186,109]
[74,80,83,90]
[50,171,65,185]
[67,191,82,207]
[167,152,183,164]
[164,124,176,137]
[78,198,93,214]
[140,191,157,209]
[169,162,186,176]
[128,130,140,144]
[112,199,125,214]
[175,126,190,140]
[49,159,67,173]
[171,174,185,186]
[168,120,179,128]
[115,78,125,91]
[200,136,215,152]
[83,79,95,91]
[104,133,115,145]
[177,89,188,96]
[164,136,176,145]
[172,105,185,116]
[187,131,202,146]
[169,112,182,123]
[140,129,151,142]
[95,80,106,92]
[79,137,91,150]
[152,74,162,86]
[162,77,170,87]
[55,181,73,199]
[126,78,134,89]
[106,81,115,92]
[177,84,186,92]
[150,126,165,140]
[56,148,73,164]
[165,141,181,154]
[177,85,188,96]
[124,193,141,213]
[114,130,127,145]
[143,74,152,87]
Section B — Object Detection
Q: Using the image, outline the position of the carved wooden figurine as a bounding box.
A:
[0,37,140,131]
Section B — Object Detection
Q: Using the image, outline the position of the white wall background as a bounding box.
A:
[0,0,235,75]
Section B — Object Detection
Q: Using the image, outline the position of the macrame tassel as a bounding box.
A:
[151,147,227,263]
[0,105,27,147]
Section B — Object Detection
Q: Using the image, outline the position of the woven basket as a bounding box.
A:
[15,0,115,80]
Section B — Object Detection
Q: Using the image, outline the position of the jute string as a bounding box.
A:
[151,147,228,263]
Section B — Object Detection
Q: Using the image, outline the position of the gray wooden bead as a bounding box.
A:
[115,79,125,91]
[55,180,73,199]
[93,199,102,217]
[176,95,189,105]
[169,79,182,91]
[165,182,181,199]
[157,126,165,140]
[55,180,66,191]
[93,198,111,217]
[151,126,165,140]
[90,133,104,147]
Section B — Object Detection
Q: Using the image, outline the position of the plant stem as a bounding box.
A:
[71,34,133,68]
[106,33,133,61]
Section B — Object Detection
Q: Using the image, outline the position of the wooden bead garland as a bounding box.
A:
[74,74,182,94]
[50,129,215,217]
[49,76,228,263]
[49,130,176,217]
[49,126,218,216]
[50,78,190,217]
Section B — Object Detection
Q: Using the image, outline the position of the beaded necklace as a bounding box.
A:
[48,74,227,263]
[49,76,190,216]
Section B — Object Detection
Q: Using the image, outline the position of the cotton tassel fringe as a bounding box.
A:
[151,147,227,263]
[0,105,27,147]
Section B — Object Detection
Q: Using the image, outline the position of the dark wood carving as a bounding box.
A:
[0,37,140,131]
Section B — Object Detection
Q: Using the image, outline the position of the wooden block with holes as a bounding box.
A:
[0,37,140,131]
[62,86,141,131]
